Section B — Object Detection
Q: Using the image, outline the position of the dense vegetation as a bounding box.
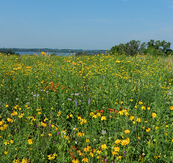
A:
[0,52,173,162]
[110,39,172,56]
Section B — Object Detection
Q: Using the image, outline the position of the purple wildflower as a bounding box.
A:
[124,151,126,157]
[75,93,79,96]
[75,100,77,106]
[88,98,90,105]
[57,132,60,135]
[68,98,72,101]
[53,140,55,143]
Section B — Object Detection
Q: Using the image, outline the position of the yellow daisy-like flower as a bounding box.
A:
[72,158,79,163]
[10,139,14,144]
[18,113,24,118]
[112,151,118,156]
[124,129,130,134]
[170,106,173,110]
[114,146,120,152]
[4,148,8,154]
[86,139,90,143]
[101,144,107,150]
[138,101,143,105]
[82,158,88,162]
[77,132,85,137]
[101,116,106,121]
[92,114,97,119]
[141,105,146,110]
[97,112,101,117]
[47,154,55,160]
[129,116,135,121]
[89,152,94,157]
[28,139,33,144]
[84,147,89,152]
[21,158,27,163]
[7,118,13,123]
[57,111,61,116]
[121,138,130,145]
[0,120,4,125]
[155,126,159,130]
[115,139,121,144]
[117,156,122,160]
[136,117,141,122]
[152,112,157,118]
[146,128,150,132]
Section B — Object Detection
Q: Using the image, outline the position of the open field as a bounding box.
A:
[0,53,173,162]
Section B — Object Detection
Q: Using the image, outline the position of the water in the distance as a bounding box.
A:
[15,51,76,56]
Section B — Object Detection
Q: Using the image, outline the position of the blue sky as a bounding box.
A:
[0,0,173,50]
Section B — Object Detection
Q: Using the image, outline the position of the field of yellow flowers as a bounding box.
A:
[0,53,173,162]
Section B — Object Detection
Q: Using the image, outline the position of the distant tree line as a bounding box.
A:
[0,49,21,56]
[110,39,172,56]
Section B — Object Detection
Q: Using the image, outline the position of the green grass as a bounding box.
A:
[0,53,173,162]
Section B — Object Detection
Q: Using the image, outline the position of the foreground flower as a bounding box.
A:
[28,135,33,145]
[4,148,8,154]
[101,116,106,121]
[115,139,121,144]
[121,138,130,145]
[13,156,19,163]
[72,158,79,163]
[124,129,130,134]
[82,157,88,162]
[101,144,107,150]
[114,146,120,152]
[136,117,141,122]
[47,153,57,160]
[152,112,157,118]
[146,128,150,132]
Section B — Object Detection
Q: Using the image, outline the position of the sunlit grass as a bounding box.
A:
[0,52,173,162]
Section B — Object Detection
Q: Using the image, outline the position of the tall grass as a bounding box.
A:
[0,53,173,162]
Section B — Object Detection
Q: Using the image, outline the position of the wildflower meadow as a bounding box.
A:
[0,52,173,163]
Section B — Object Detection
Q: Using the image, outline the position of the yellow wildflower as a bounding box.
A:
[152,112,157,118]
[124,129,130,134]
[146,128,150,132]
[101,144,107,150]
[101,116,106,121]
[114,147,120,152]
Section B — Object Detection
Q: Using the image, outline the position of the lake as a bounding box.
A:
[15,51,76,56]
